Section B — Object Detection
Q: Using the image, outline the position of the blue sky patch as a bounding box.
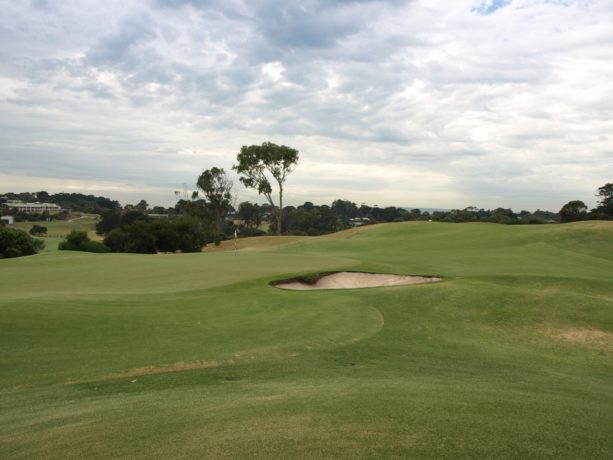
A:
[472,0,512,15]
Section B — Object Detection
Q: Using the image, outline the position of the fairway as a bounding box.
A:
[12,215,101,252]
[1,222,612,458]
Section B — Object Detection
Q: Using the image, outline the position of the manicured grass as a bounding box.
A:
[1,221,612,458]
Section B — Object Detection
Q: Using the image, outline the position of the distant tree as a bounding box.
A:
[559,200,588,223]
[171,217,210,252]
[175,198,211,222]
[102,228,129,253]
[59,230,109,253]
[233,142,299,236]
[122,210,150,226]
[358,204,373,219]
[105,221,156,254]
[0,227,45,258]
[136,200,149,211]
[531,209,559,223]
[300,201,315,212]
[96,210,122,235]
[5,192,38,203]
[29,225,47,236]
[196,167,233,236]
[372,206,405,222]
[484,208,518,224]
[152,205,174,215]
[331,199,358,223]
[597,182,613,204]
[408,208,422,220]
[96,209,150,236]
[594,182,613,218]
[238,201,262,230]
[48,192,120,213]
[60,230,89,248]
[103,217,209,254]
[270,203,341,236]
[36,191,50,201]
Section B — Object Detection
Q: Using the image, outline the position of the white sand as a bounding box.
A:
[275,272,442,290]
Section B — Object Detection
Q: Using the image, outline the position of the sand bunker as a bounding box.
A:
[274,272,442,290]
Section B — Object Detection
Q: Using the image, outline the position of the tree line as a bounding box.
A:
[1,141,611,257]
[0,191,120,218]
[73,174,613,254]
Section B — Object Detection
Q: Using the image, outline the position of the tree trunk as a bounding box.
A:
[277,184,283,236]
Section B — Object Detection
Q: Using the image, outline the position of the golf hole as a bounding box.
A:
[273,271,442,290]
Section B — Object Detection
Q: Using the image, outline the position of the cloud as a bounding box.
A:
[0,0,612,210]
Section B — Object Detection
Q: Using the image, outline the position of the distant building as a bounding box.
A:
[2,200,62,214]
[1,216,14,225]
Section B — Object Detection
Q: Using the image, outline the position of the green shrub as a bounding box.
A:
[59,230,110,253]
[29,224,48,236]
[0,227,45,258]
[103,217,209,253]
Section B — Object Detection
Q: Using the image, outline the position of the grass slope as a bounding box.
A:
[1,221,612,459]
[13,214,100,252]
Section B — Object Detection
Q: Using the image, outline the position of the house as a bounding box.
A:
[0,216,14,225]
[1,200,62,214]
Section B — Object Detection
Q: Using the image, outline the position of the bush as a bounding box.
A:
[103,217,210,254]
[0,227,45,258]
[29,225,48,236]
[59,230,110,253]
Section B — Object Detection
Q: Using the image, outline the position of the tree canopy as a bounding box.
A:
[559,200,588,223]
[196,167,233,236]
[594,182,613,217]
[233,142,299,236]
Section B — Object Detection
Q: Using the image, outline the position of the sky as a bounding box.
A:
[0,0,611,210]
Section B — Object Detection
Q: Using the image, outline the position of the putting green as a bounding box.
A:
[1,221,612,459]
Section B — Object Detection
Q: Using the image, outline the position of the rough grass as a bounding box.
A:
[1,221,612,459]
[13,214,100,240]
[205,234,306,252]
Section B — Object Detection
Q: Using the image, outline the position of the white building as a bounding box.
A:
[2,200,62,214]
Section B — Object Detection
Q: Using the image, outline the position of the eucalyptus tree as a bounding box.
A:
[233,142,299,236]
[196,167,234,235]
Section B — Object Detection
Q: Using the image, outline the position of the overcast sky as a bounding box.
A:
[1,0,611,210]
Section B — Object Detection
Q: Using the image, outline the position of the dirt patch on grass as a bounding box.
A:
[99,360,221,380]
[273,271,442,290]
[552,328,613,349]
